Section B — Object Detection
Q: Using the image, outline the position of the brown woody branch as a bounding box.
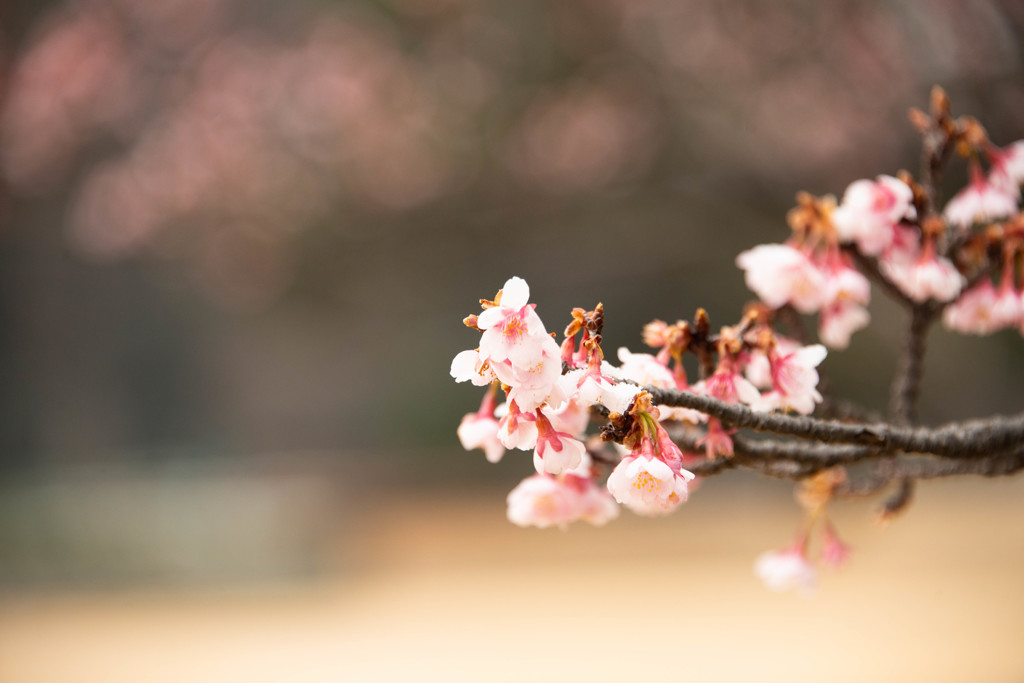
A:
[646,385,1024,459]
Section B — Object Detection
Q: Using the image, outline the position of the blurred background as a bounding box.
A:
[1,0,1023,680]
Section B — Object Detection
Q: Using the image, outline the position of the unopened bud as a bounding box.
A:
[908,107,931,133]
[695,308,710,337]
[929,85,950,118]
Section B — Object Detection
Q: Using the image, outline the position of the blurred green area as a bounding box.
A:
[1,0,1024,585]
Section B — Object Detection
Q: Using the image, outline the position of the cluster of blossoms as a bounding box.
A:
[452,276,829,558]
[451,277,699,526]
[451,88,1024,594]
[738,92,1024,347]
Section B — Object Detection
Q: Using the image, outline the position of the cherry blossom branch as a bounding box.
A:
[646,385,1024,459]
[838,451,1024,497]
[661,428,1024,485]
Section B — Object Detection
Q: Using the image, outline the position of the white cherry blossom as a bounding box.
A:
[736,244,827,313]
[831,175,915,255]
[607,450,694,516]
[943,167,1018,230]
[754,548,817,596]
[477,276,550,367]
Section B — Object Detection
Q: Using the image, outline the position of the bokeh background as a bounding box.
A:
[1,0,1024,680]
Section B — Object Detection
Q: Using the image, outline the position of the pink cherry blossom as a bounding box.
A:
[757,343,827,415]
[506,474,581,529]
[457,390,505,463]
[815,255,871,348]
[942,280,999,335]
[560,361,640,416]
[753,547,817,596]
[606,444,694,516]
[576,372,639,415]
[499,333,567,412]
[700,363,763,407]
[882,247,963,303]
[532,411,587,475]
[546,397,591,438]
[574,475,621,526]
[477,276,550,366]
[823,255,871,308]
[943,267,1022,334]
[882,224,922,267]
[506,472,619,529]
[821,524,851,569]
[819,300,870,349]
[735,243,827,313]
[745,337,800,389]
[996,140,1024,186]
[497,399,538,450]
[987,141,1024,197]
[616,347,675,388]
[943,164,1018,230]
[696,418,734,459]
[989,275,1023,329]
[831,175,915,255]
[450,348,499,386]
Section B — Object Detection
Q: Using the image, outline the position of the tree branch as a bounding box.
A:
[647,385,1024,458]
[889,305,934,424]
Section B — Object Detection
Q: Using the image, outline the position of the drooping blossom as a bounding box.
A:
[943,163,1018,230]
[989,271,1023,330]
[820,524,851,569]
[546,397,591,439]
[735,243,827,313]
[506,474,579,529]
[506,469,619,530]
[698,360,763,407]
[457,389,505,463]
[831,175,916,255]
[754,343,827,415]
[532,410,587,475]
[577,483,621,526]
[817,255,871,349]
[754,547,817,596]
[696,419,735,459]
[941,262,1022,334]
[690,361,761,458]
[606,438,694,516]
[819,302,870,350]
[942,280,999,335]
[882,243,963,303]
[497,399,539,450]
[746,337,800,389]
